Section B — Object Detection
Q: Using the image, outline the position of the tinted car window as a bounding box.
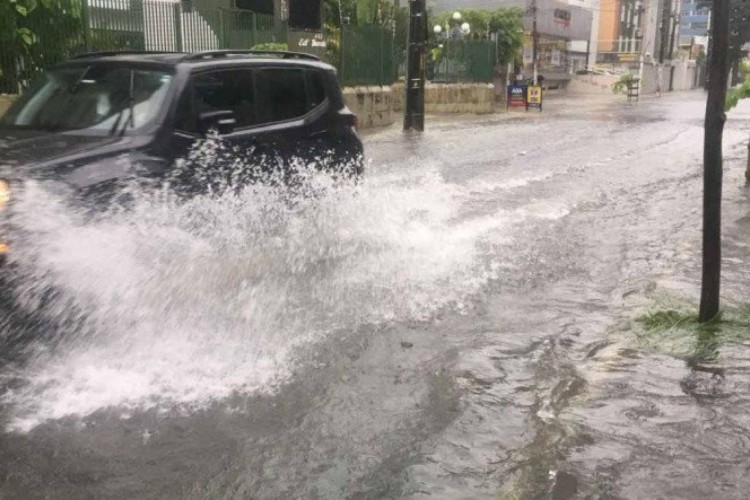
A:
[191,69,257,130]
[255,68,308,123]
[307,70,327,110]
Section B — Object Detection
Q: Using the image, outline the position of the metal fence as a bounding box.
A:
[84,1,286,53]
[0,1,417,94]
[337,26,396,87]
[1,0,342,93]
[429,40,497,83]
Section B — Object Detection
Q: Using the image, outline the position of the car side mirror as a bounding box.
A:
[199,110,236,135]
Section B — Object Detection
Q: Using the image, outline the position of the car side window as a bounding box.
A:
[173,87,194,132]
[190,69,258,131]
[306,70,327,110]
[255,68,309,124]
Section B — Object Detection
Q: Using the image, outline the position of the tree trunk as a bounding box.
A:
[746,135,750,184]
[699,0,731,323]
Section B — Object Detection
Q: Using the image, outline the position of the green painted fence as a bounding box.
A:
[338,26,396,87]
[0,0,399,93]
[430,40,497,83]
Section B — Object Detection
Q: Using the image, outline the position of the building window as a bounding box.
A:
[235,0,274,15]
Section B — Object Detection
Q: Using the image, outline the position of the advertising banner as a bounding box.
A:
[527,85,543,111]
[507,84,527,108]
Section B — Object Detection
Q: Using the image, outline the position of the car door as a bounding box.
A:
[168,65,331,192]
[168,67,267,192]
[251,66,333,174]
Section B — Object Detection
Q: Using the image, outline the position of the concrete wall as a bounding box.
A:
[568,61,698,97]
[392,83,495,114]
[641,61,697,94]
[566,73,620,94]
[670,60,699,91]
[0,95,17,118]
[342,86,394,129]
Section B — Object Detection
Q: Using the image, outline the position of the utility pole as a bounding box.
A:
[659,0,671,63]
[699,0,730,322]
[532,0,539,85]
[668,9,678,90]
[404,0,426,131]
[668,8,678,58]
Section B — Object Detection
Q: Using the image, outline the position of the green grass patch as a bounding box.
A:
[634,303,750,362]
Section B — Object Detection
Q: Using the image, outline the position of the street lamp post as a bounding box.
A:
[432,12,470,82]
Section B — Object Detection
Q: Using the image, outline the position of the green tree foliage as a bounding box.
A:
[0,0,84,90]
[611,73,640,94]
[323,0,399,28]
[250,42,289,52]
[323,0,409,69]
[0,0,41,60]
[430,8,523,66]
[725,76,750,111]
[729,0,750,83]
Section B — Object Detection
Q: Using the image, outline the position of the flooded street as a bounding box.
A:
[2,91,750,498]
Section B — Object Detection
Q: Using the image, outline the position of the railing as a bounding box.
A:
[429,40,496,83]
[0,0,285,93]
[0,0,400,93]
[337,26,396,87]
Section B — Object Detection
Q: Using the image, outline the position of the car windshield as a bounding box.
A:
[0,65,173,135]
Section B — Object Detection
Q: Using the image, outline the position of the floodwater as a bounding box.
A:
[1,91,749,499]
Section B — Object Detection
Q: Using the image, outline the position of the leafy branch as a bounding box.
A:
[611,73,639,94]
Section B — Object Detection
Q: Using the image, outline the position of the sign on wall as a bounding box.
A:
[288,31,327,57]
[553,8,571,28]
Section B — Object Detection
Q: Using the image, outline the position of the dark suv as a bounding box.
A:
[0,50,365,263]
[0,50,363,197]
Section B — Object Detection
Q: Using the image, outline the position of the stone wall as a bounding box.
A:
[0,95,17,117]
[341,86,394,129]
[392,83,495,114]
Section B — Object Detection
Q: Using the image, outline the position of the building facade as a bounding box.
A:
[678,0,709,46]
[594,0,672,65]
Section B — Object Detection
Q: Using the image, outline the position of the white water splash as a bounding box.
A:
[0,155,529,432]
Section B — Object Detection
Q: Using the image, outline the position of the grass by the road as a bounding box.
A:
[634,302,750,363]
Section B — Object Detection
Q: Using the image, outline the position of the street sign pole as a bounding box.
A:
[404,0,426,132]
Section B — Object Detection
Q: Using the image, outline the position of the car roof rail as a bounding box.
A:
[70,50,182,59]
[183,50,320,62]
